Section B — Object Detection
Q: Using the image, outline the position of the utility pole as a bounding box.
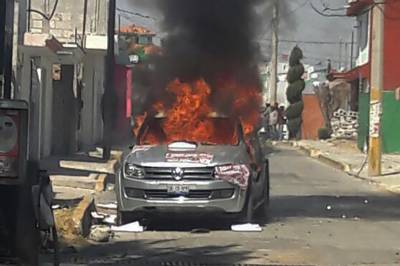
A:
[350,30,355,69]
[338,37,343,70]
[270,0,279,104]
[368,1,384,176]
[0,0,15,99]
[102,0,116,160]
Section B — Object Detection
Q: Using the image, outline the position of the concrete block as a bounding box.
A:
[60,160,118,174]
[53,186,94,202]
[50,174,99,190]
[95,174,108,192]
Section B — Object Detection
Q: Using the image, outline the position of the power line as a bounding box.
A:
[260,38,352,45]
[260,0,309,40]
[116,7,157,21]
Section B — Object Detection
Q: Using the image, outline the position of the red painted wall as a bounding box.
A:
[114,64,132,140]
[302,95,325,140]
[383,0,400,91]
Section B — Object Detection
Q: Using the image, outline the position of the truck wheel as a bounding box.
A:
[256,160,270,219]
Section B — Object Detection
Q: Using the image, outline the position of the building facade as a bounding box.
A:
[18,0,109,160]
[333,0,400,153]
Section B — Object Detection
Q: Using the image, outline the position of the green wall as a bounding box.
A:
[382,92,400,153]
[357,91,400,154]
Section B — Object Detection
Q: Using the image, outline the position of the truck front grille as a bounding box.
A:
[143,167,214,180]
[144,189,212,199]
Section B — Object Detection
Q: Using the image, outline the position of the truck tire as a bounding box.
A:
[256,160,270,219]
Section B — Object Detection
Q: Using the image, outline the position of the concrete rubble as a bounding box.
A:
[48,148,121,244]
[331,109,359,139]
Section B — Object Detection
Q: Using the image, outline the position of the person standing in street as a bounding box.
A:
[262,103,272,138]
[277,105,287,140]
[269,104,279,140]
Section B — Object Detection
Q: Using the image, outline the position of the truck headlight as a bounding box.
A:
[124,163,145,178]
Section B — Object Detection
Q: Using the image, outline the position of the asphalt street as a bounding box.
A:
[58,146,400,266]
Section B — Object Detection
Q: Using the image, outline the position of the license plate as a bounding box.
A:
[167,184,190,195]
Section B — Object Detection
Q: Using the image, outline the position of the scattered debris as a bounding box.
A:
[326,205,332,210]
[231,223,262,232]
[103,214,117,225]
[106,183,115,191]
[364,199,369,204]
[111,221,145,233]
[91,211,106,219]
[341,214,347,219]
[89,225,111,242]
[331,109,358,139]
[97,202,118,210]
[52,204,61,210]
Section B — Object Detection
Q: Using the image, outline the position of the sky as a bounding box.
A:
[117,0,356,68]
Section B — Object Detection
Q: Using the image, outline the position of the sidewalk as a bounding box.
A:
[276,139,400,195]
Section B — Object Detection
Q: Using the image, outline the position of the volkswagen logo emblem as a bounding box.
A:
[172,167,184,181]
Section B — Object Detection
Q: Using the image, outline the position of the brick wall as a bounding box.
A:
[29,0,107,43]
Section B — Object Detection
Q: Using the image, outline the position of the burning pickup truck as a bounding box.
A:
[116,114,269,224]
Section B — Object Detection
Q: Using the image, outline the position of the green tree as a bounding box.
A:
[286,46,305,140]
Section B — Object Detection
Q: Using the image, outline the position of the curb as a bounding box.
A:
[287,141,352,172]
[317,154,352,172]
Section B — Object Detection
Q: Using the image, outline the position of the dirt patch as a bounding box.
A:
[54,208,88,248]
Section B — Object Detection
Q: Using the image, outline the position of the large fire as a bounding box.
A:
[133,77,261,145]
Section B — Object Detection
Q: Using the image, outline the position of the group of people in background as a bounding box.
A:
[260,102,287,141]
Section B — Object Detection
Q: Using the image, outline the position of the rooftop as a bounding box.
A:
[117,24,156,36]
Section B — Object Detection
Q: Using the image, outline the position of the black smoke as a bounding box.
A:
[131,0,282,115]
[155,0,262,83]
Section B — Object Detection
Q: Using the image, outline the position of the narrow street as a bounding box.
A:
[57,146,400,266]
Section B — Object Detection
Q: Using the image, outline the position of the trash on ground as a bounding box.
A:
[326,205,332,210]
[89,225,111,242]
[97,202,117,210]
[364,199,369,204]
[52,204,61,210]
[341,214,347,219]
[106,183,115,191]
[231,223,262,232]
[91,211,106,219]
[103,214,117,225]
[111,221,145,233]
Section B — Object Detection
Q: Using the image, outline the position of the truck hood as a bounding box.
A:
[125,143,251,167]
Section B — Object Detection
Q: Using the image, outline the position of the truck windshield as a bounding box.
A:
[138,117,240,146]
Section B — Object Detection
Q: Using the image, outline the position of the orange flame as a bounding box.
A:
[162,79,214,143]
[135,77,261,144]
